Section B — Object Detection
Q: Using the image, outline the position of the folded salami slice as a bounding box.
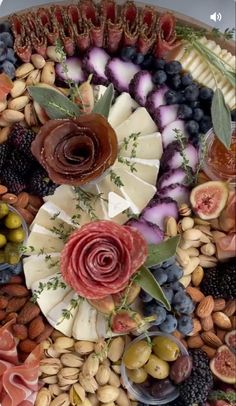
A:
[122,1,139,47]
[154,13,181,57]
[138,6,158,54]
[10,15,32,62]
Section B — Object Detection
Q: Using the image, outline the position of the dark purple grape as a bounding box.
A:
[151,379,175,397]
[152,70,167,85]
[185,120,199,136]
[184,84,199,101]
[181,72,193,87]
[165,60,182,75]
[199,86,214,101]
[192,108,204,121]
[169,74,182,90]
[165,90,179,104]
[178,104,193,119]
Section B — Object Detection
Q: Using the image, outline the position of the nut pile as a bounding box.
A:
[36,333,137,406]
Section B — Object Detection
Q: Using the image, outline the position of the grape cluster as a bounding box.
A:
[0,22,17,79]
[140,257,195,335]
[0,262,23,284]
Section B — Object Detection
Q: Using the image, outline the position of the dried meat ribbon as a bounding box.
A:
[0,322,42,406]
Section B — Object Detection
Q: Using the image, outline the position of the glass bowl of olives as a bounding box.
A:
[121,331,190,405]
[0,202,28,281]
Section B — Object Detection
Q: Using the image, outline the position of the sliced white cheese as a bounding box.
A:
[44,185,77,217]
[115,107,157,143]
[119,132,163,160]
[114,158,160,185]
[23,253,60,289]
[26,224,64,254]
[72,299,98,341]
[31,201,76,232]
[31,275,71,316]
[81,183,108,221]
[108,92,138,128]
[97,177,129,224]
[47,291,80,337]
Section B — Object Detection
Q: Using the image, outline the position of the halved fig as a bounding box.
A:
[190,181,229,220]
[225,330,236,354]
[210,345,236,384]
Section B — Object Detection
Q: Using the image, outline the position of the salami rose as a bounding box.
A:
[31,113,118,186]
[60,220,147,299]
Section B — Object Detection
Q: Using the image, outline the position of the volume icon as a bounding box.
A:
[210,12,222,22]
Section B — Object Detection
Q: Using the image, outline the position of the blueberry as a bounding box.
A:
[185,120,199,136]
[162,257,176,268]
[169,74,182,90]
[162,286,174,303]
[199,86,214,101]
[231,108,236,122]
[159,314,177,333]
[141,54,154,69]
[0,32,13,48]
[143,301,159,317]
[165,61,182,76]
[176,90,186,104]
[165,89,179,104]
[192,107,204,122]
[152,305,167,326]
[184,84,199,101]
[6,48,17,64]
[189,100,200,109]
[0,40,6,54]
[166,264,183,283]
[199,115,212,133]
[171,281,185,292]
[0,49,7,62]
[0,269,12,284]
[152,268,168,286]
[0,22,11,33]
[140,289,153,303]
[132,52,144,65]
[120,46,136,61]
[178,315,193,335]
[173,291,194,314]
[152,70,167,85]
[154,58,165,70]
[1,60,15,79]
[178,104,193,119]
[181,72,193,87]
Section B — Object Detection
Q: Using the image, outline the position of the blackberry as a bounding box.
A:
[8,124,36,159]
[28,167,57,197]
[7,150,34,176]
[0,168,26,194]
[201,259,236,299]
[178,349,213,406]
[0,143,9,170]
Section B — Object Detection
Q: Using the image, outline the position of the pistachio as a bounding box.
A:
[165,216,178,237]
[45,346,61,358]
[94,340,108,361]
[82,400,94,406]
[54,337,75,352]
[200,243,216,256]
[194,218,211,226]
[26,69,41,85]
[0,126,10,144]
[108,370,121,387]
[33,100,49,124]
[194,224,213,237]
[69,383,86,405]
[46,46,62,62]
[42,338,52,350]
[182,256,200,276]
[75,341,94,355]
[79,373,98,393]
[97,385,120,403]
[191,265,204,287]
[95,364,111,385]
[60,353,83,368]
[31,53,46,69]
[200,234,212,244]
[48,384,63,397]
[199,255,217,268]
[108,337,125,362]
[116,388,131,406]
[42,375,58,384]
[87,394,99,406]
[0,99,7,112]
[179,203,192,217]
[8,95,29,111]
[0,117,9,127]
[1,109,24,123]
[15,63,34,78]
[40,358,62,375]
[41,61,56,85]
[58,367,80,386]
[10,80,26,98]
[185,247,199,257]
[176,247,190,267]
[82,353,99,378]
[51,330,65,341]
[181,217,194,231]
[183,229,202,241]
[35,388,51,406]
[24,103,38,127]
[50,393,70,406]
[111,364,121,374]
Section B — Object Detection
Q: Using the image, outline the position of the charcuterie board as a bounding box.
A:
[0,1,235,405]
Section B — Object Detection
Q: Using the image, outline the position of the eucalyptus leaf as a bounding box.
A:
[28,86,81,119]
[211,88,232,149]
[145,236,180,268]
[93,84,114,118]
[136,266,171,310]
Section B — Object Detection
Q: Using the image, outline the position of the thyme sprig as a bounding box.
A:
[57,297,79,325]
[74,187,106,221]
[118,132,141,172]
[49,222,75,242]
[55,40,78,100]
[31,273,67,303]
[109,170,124,188]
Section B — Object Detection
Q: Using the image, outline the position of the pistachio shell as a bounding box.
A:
[54,337,75,351]
[82,353,99,378]
[31,53,46,69]
[8,95,29,111]
[10,80,26,98]
[108,370,121,387]
[46,46,62,62]
[48,384,63,397]
[108,337,125,362]
[60,353,83,368]
[15,63,34,78]
[95,364,111,386]
[75,341,94,355]
[50,393,70,406]
[78,373,98,394]
[26,69,41,85]
[40,358,62,375]
[1,109,24,123]
[35,388,51,406]
[97,385,119,403]
[69,383,86,405]
[0,99,7,112]
[41,61,56,85]
[116,388,131,406]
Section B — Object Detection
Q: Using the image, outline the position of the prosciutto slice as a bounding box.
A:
[154,13,180,57]
[122,2,139,47]
[138,6,158,54]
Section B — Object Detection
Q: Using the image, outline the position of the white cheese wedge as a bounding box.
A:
[81,183,108,220]
[108,92,138,128]
[47,291,80,337]
[26,224,64,254]
[72,300,99,341]
[31,201,76,232]
[114,107,157,143]
[119,132,163,160]
[23,253,60,289]
[114,158,160,185]
[31,275,71,316]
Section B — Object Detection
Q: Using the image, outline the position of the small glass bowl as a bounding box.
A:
[121,331,188,405]
[0,204,28,273]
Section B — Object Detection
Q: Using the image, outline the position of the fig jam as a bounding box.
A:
[203,124,236,187]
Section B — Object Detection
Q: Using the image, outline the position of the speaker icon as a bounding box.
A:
[210,12,222,22]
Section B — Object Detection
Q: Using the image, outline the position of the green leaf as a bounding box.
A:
[211,88,232,149]
[136,266,171,310]
[28,86,81,119]
[93,84,114,118]
[145,236,180,268]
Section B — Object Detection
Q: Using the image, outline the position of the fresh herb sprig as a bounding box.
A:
[208,390,236,405]
[74,187,107,221]
[49,221,75,242]
[57,297,79,325]
[109,170,124,188]
[55,40,78,100]
[31,273,67,303]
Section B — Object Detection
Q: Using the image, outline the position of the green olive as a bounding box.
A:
[127,367,148,384]
[123,340,152,370]
[0,202,9,219]
[4,250,20,265]
[4,212,22,229]
[152,336,180,361]
[0,233,7,248]
[7,227,25,243]
[0,250,5,263]
[144,354,170,379]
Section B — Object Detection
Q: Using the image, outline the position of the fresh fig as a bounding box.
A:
[210,345,236,384]
[190,181,229,220]
[88,295,115,315]
[225,330,236,353]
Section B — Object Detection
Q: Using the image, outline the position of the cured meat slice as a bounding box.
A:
[37,8,59,45]
[0,320,18,365]
[80,0,105,47]
[154,13,180,57]
[122,1,139,47]
[138,6,158,54]
[10,15,32,62]
[101,0,123,52]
